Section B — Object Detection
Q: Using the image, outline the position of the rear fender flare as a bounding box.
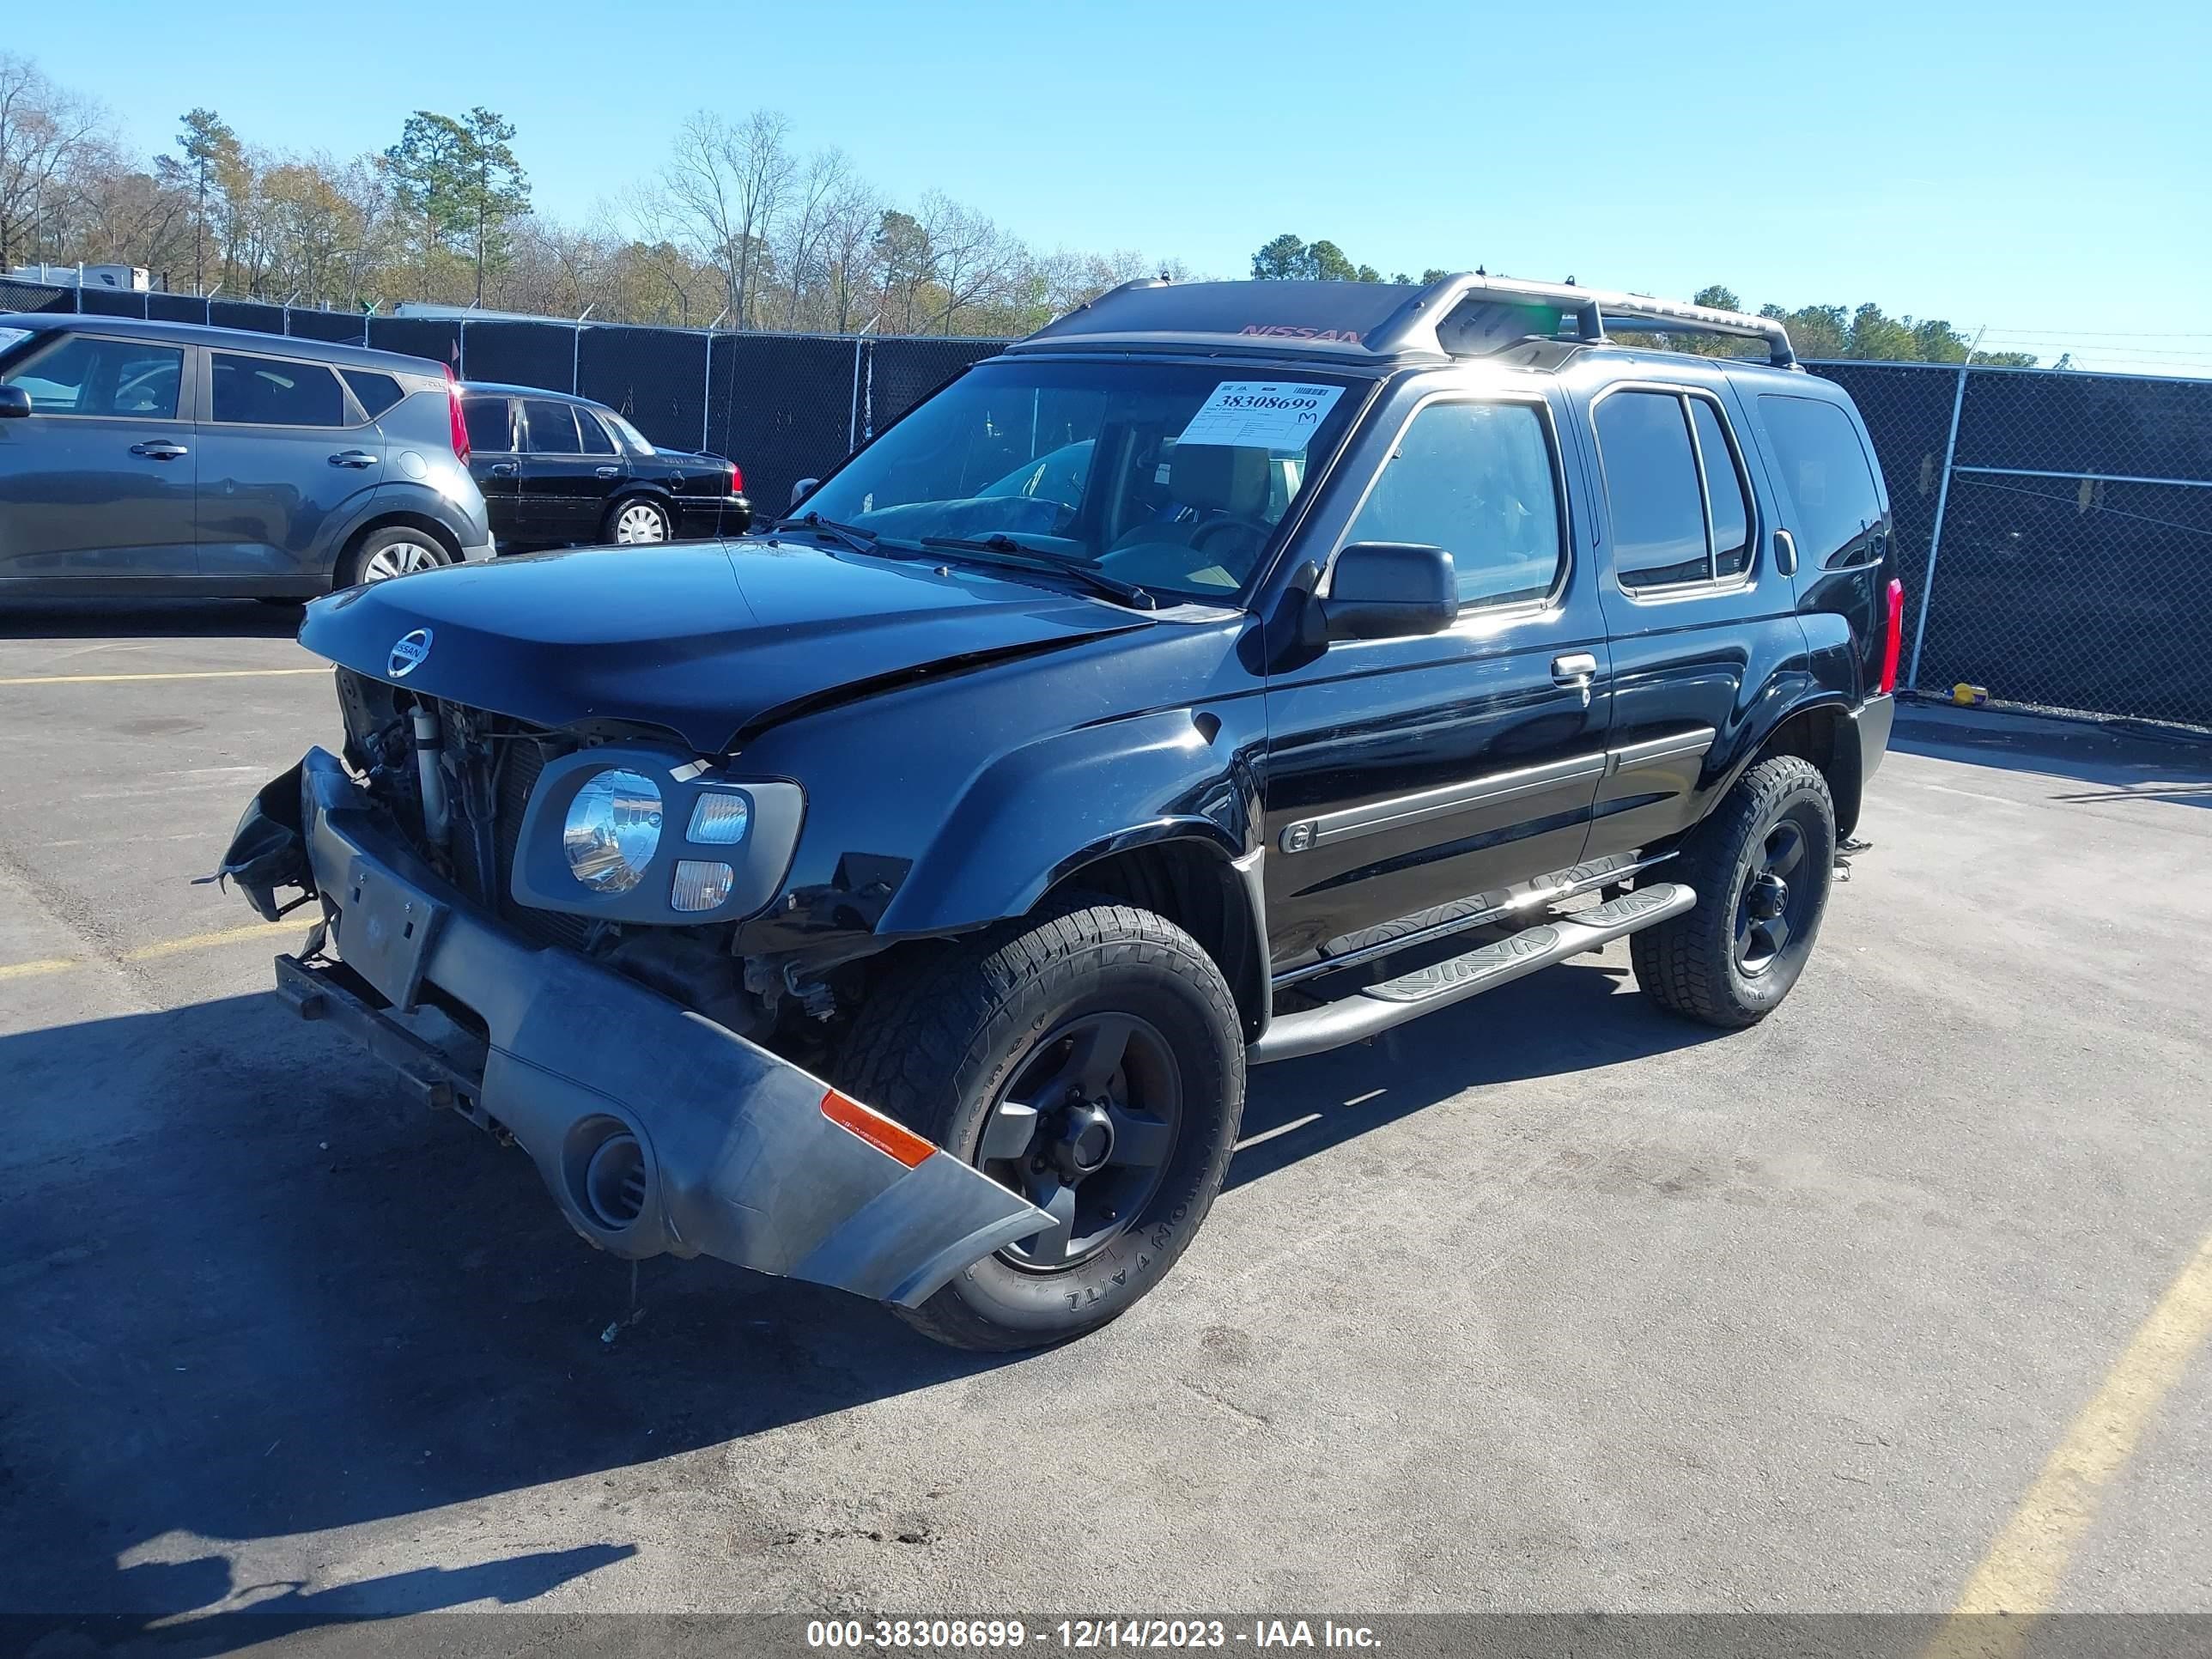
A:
[1717,690,1861,831]
[323,485,468,579]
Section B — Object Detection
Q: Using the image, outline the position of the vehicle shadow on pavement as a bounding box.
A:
[0,598,304,641]
[14,1543,637,1655]
[0,989,1019,1629]
[0,963,1716,1628]
[1230,959,1724,1191]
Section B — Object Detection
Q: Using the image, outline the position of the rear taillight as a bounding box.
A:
[1878,576,1904,695]
[727,459,744,495]
[443,364,470,464]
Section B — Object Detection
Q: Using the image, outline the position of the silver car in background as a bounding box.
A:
[0,314,493,599]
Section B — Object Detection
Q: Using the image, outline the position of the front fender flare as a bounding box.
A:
[875,706,1263,938]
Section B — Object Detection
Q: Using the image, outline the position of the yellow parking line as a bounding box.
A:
[0,918,304,981]
[123,918,307,962]
[0,668,326,687]
[1924,1226,2212,1658]
[0,957,80,982]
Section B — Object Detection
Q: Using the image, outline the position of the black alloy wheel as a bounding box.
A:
[973,1012,1182,1270]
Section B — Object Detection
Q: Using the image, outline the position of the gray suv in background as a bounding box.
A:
[0,314,493,599]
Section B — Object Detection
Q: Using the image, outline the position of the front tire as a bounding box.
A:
[1631,755,1836,1028]
[836,897,1245,1352]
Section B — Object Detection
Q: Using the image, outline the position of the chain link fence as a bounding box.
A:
[6,275,2208,726]
[1812,361,2212,728]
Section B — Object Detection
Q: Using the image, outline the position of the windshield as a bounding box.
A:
[800,359,1363,601]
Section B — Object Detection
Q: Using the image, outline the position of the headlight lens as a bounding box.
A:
[670,859,735,912]
[687,791,751,845]
[562,769,663,894]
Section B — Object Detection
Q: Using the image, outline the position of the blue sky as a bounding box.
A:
[15,0,2209,374]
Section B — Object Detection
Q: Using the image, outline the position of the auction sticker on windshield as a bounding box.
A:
[1177,381,1345,451]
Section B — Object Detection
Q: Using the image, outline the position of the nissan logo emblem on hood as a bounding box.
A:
[388,629,434,678]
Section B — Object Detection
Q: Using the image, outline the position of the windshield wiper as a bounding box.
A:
[919,534,1156,611]
[766,512,878,555]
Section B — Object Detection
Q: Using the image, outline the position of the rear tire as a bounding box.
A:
[340,526,451,587]
[836,896,1245,1352]
[1631,755,1836,1028]
[606,496,672,544]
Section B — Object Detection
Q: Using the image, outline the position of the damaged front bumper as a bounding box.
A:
[221,747,1048,1308]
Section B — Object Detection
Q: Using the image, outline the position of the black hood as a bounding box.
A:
[300,538,1150,754]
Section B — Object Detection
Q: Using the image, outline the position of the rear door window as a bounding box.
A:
[521,399,580,454]
[210,353,345,427]
[1594,391,1710,588]
[1342,399,1565,609]
[3,334,184,418]
[1758,394,1884,565]
[465,397,516,453]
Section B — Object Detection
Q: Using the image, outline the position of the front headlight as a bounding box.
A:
[562,768,663,894]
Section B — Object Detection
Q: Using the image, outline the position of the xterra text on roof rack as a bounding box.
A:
[218,274,1900,1350]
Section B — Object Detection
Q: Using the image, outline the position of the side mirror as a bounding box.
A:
[790,477,819,511]
[0,386,31,420]
[1322,542,1458,641]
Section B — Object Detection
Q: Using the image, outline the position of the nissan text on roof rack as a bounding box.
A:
[214,274,1901,1351]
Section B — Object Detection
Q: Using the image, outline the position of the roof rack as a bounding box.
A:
[1374,274,1798,368]
[1012,274,1798,369]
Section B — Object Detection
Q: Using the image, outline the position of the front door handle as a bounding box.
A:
[129,441,189,460]
[1552,653,1598,686]
[594,465,621,479]
[487,461,519,477]
[327,449,379,469]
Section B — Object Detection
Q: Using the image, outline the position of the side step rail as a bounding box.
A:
[1249,883,1696,1066]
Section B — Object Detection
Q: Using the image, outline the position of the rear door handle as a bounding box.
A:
[487,461,518,477]
[1552,653,1598,686]
[129,441,189,460]
[327,449,379,469]
[594,465,622,479]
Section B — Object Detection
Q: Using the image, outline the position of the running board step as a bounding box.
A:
[1249,882,1696,1065]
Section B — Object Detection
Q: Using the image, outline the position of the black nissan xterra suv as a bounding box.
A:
[218,276,1900,1351]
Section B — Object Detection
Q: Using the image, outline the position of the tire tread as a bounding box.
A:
[1630,755,1832,1029]
[836,893,1243,1352]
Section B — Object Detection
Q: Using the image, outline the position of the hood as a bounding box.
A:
[300,538,1149,754]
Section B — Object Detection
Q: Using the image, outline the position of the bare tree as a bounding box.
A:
[0,53,105,270]
[919,191,1021,334]
[662,109,793,329]
[817,176,886,332]
[775,145,854,327]
[624,186,712,325]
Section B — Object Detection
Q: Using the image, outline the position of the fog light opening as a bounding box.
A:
[581,1132,648,1230]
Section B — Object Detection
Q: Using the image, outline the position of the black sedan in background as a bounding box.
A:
[459,384,750,550]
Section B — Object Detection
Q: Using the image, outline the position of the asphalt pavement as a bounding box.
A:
[3,597,2209,1641]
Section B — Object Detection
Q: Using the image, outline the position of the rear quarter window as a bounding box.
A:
[1758,394,1884,565]
[342,369,404,419]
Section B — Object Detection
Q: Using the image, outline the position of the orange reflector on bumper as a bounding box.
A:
[820,1089,935,1169]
